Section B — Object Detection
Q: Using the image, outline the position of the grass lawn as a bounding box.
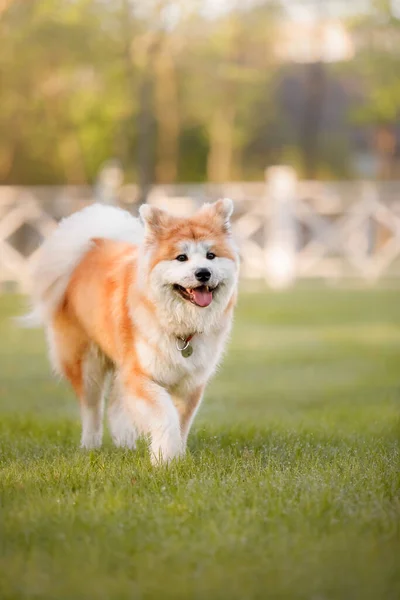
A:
[0,286,399,599]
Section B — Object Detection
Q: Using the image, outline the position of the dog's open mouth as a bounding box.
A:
[173,284,217,307]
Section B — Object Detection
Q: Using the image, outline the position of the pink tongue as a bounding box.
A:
[191,288,213,307]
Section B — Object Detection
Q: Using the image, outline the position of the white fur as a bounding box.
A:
[80,404,103,449]
[107,377,137,449]
[80,345,109,449]
[31,204,143,321]
[125,382,183,465]
[142,239,238,339]
[130,238,236,394]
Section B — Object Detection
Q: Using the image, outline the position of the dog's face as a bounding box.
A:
[139,199,239,330]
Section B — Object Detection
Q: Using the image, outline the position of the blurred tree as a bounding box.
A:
[2,0,390,185]
[0,0,135,184]
[181,3,280,182]
[154,34,180,185]
[348,0,400,178]
[0,0,282,185]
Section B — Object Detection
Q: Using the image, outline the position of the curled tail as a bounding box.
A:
[20,203,143,325]
[14,307,43,329]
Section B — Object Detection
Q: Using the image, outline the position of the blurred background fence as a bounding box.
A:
[2,166,400,292]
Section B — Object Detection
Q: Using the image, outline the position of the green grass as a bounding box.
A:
[0,286,399,599]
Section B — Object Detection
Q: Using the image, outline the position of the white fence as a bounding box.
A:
[1,169,400,292]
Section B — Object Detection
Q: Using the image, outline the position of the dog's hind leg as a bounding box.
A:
[107,374,137,449]
[48,312,108,449]
[79,345,109,449]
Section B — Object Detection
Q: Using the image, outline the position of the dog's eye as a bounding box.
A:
[176,254,188,262]
[206,252,216,260]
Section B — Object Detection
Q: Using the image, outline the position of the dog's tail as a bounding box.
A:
[21,203,143,324]
[14,306,43,328]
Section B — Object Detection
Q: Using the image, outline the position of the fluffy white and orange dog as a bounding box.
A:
[28,199,239,463]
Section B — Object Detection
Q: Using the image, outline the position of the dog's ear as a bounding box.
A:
[215,197,234,222]
[200,198,234,232]
[139,204,172,235]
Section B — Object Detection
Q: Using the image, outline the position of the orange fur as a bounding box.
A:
[148,211,237,271]
[65,239,137,361]
[172,384,204,445]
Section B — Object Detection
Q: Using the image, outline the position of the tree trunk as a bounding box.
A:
[300,61,326,179]
[120,0,156,203]
[375,124,396,180]
[207,104,235,183]
[58,133,87,184]
[0,142,16,181]
[44,94,87,184]
[154,49,179,184]
[137,69,155,203]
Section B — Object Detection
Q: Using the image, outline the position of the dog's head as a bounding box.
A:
[139,199,239,332]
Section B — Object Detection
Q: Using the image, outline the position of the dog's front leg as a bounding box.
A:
[123,375,183,464]
[172,385,204,450]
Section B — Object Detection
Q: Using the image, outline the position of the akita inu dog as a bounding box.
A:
[27,199,239,463]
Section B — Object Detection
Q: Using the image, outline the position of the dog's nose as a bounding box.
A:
[195,268,211,283]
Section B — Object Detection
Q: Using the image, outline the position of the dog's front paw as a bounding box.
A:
[150,445,185,466]
[80,432,103,449]
[111,426,137,450]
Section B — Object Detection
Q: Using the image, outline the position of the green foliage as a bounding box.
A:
[0,287,399,598]
[178,125,209,182]
[0,0,137,184]
[348,2,400,126]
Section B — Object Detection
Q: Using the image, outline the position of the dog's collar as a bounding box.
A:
[176,334,195,352]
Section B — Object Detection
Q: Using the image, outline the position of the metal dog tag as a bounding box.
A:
[181,344,193,358]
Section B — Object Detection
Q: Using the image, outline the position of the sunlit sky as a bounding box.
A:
[202,0,372,21]
[136,0,399,28]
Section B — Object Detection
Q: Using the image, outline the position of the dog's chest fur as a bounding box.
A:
[134,323,230,392]
[128,289,233,392]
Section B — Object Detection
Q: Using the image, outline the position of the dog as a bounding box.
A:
[27,199,239,463]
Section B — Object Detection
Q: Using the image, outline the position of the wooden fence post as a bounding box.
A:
[95,159,124,206]
[265,166,298,288]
